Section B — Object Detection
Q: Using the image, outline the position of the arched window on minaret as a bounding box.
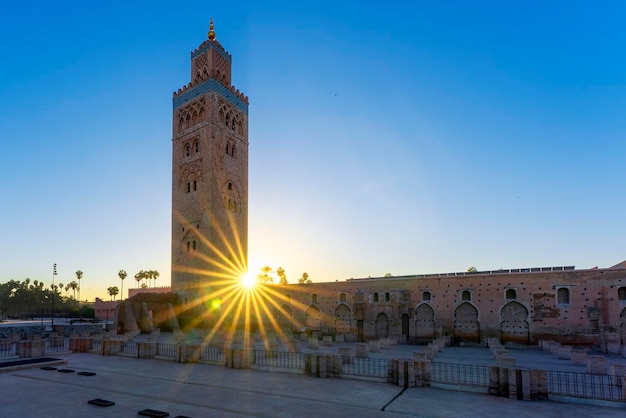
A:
[225,113,230,126]
[184,144,190,157]
[231,145,235,157]
[194,140,199,153]
[226,143,230,155]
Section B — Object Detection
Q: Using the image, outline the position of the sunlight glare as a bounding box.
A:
[240,270,257,289]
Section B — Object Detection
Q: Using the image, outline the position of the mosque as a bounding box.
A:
[169,22,626,351]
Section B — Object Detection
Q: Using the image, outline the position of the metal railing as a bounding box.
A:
[0,341,17,357]
[120,340,137,356]
[251,349,305,370]
[548,370,624,402]
[45,338,70,353]
[200,345,225,363]
[341,357,388,378]
[431,362,489,387]
[157,343,177,359]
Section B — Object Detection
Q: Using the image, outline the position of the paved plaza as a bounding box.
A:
[2,342,626,417]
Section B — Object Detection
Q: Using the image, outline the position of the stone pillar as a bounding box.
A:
[177,344,201,363]
[137,342,157,359]
[69,337,92,352]
[529,369,548,400]
[489,366,500,395]
[225,346,251,369]
[338,347,353,364]
[570,348,588,366]
[610,364,626,386]
[398,360,405,387]
[587,355,607,374]
[318,355,327,378]
[16,340,45,358]
[101,339,122,356]
[498,367,509,397]
[508,369,521,400]
[355,343,369,358]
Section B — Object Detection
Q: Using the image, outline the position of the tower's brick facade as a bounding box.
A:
[171,22,248,303]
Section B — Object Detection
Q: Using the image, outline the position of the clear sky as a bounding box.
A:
[1,1,625,301]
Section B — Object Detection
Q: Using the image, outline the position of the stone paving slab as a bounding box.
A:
[2,347,626,417]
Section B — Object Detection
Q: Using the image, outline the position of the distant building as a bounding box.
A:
[94,298,118,322]
[167,24,626,350]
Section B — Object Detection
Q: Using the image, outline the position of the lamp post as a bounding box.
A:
[52,263,57,327]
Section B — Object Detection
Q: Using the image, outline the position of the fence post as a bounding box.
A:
[488,366,500,395]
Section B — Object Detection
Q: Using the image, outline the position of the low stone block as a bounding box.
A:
[335,334,345,343]
[16,340,45,358]
[570,348,588,366]
[587,355,607,375]
[368,340,380,352]
[137,342,157,359]
[558,346,572,360]
[307,338,319,349]
[355,342,368,358]
[322,336,333,346]
[101,339,122,356]
[69,337,92,352]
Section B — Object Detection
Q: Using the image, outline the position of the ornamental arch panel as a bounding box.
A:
[278,304,292,330]
[375,313,389,338]
[454,302,480,343]
[500,301,529,344]
[305,305,321,331]
[414,303,435,339]
[334,304,352,334]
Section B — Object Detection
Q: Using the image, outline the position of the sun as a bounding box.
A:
[240,270,257,289]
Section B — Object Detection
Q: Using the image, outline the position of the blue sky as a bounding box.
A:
[1,1,625,300]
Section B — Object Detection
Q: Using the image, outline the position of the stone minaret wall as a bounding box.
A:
[171,21,248,304]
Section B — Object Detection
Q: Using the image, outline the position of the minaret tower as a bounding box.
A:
[171,20,249,304]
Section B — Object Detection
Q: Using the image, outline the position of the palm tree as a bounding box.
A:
[146,270,154,287]
[75,270,83,301]
[152,270,159,287]
[134,270,144,289]
[118,270,127,300]
[277,267,287,285]
[107,286,119,301]
[68,281,78,299]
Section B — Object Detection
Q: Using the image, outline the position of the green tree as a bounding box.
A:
[118,269,127,300]
[467,266,478,273]
[384,273,392,277]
